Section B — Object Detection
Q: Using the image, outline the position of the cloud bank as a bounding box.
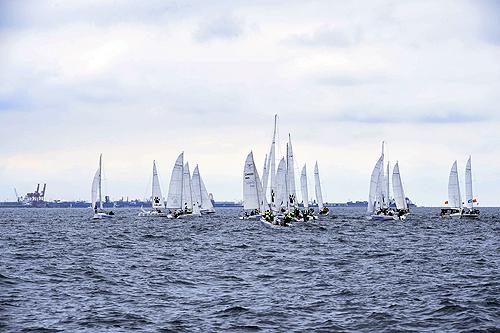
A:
[0,0,499,206]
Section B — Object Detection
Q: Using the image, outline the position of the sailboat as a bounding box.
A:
[367,142,396,221]
[192,165,215,214]
[300,164,316,221]
[392,162,409,220]
[440,161,463,218]
[91,154,114,219]
[165,153,200,219]
[262,115,278,212]
[139,160,168,217]
[240,151,268,221]
[314,161,329,216]
[461,156,480,219]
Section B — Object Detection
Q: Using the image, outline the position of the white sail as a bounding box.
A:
[385,161,390,206]
[368,155,384,213]
[287,134,297,207]
[268,114,277,208]
[314,162,324,210]
[243,152,261,211]
[465,156,473,209]
[151,160,164,210]
[392,162,407,210]
[191,171,201,215]
[91,165,100,210]
[182,162,193,210]
[448,161,462,209]
[275,158,287,209]
[300,164,309,209]
[192,165,214,212]
[166,153,184,209]
[261,154,269,196]
[256,164,267,211]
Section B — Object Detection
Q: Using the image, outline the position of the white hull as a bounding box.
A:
[92,212,114,219]
[138,210,169,217]
[440,208,462,218]
[461,213,480,219]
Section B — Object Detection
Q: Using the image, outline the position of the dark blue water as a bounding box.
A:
[1,207,499,332]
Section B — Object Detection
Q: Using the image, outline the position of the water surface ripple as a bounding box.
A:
[1,207,499,332]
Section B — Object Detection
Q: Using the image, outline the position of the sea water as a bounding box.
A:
[1,207,498,332]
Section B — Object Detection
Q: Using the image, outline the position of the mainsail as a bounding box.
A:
[448,161,462,209]
[91,154,103,210]
[300,164,309,209]
[182,162,193,210]
[151,160,164,210]
[192,165,215,212]
[392,162,407,210]
[275,158,287,209]
[243,152,266,211]
[166,153,184,209]
[465,156,473,209]
[368,155,384,213]
[314,162,324,210]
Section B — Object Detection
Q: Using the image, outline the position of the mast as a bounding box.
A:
[269,114,277,208]
[285,143,290,211]
[99,154,103,210]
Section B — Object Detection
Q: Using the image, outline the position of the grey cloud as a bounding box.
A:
[193,16,245,42]
[315,73,388,86]
[324,109,491,124]
[287,25,362,48]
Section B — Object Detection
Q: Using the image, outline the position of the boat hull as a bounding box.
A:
[138,210,169,217]
[460,213,480,219]
[92,213,114,219]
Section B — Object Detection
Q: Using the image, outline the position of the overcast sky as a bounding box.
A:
[1,0,499,206]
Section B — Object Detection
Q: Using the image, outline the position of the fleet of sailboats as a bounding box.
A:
[367,142,410,221]
[88,121,482,223]
[440,157,480,219]
[240,115,331,226]
[139,160,168,217]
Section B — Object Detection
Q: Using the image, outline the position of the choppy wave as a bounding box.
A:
[0,207,498,332]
